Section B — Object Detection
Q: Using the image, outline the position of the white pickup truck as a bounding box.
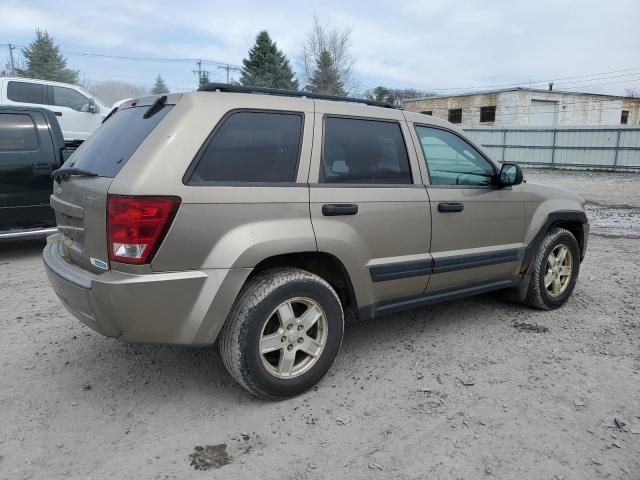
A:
[0,77,110,145]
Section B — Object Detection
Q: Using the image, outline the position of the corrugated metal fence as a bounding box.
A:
[464,126,640,169]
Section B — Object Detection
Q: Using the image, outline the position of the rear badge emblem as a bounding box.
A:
[90,257,108,270]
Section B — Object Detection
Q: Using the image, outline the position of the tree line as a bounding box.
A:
[9,22,433,106]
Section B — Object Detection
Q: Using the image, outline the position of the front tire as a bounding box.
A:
[219,268,344,399]
[524,227,580,310]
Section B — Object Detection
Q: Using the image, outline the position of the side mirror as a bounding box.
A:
[88,100,99,114]
[496,163,523,187]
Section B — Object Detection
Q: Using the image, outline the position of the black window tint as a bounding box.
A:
[7,81,45,104]
[190,111,302,183]
[415,126,495,186]
[321,117,411,184]
[66,105,172,177]
[0,114,39,152]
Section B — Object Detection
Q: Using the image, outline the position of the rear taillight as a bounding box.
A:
[107,195,180,265]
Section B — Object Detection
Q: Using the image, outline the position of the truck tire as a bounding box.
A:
[524,227,580,310]
[219,267,344,399]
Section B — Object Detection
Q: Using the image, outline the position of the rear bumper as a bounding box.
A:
[43,237,251,345]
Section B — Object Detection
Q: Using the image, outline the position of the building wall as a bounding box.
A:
[404,90,640,127]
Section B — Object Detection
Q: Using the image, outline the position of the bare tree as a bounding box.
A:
[86,80,149,107]
[624,88,639,98]
[298,16,355,94]
[363,86,435,107]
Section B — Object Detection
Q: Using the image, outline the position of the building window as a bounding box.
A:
[448,108,462,124]
[420,111,433,116]
[621,110,629,124]
[480,106,496,123]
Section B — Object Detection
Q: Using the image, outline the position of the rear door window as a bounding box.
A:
[187,111,303,184]
[7,81,46,104]
[321,117,412,184]
[65,105,172,177]
[0,113,39,152]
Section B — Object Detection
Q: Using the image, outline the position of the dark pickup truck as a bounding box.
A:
[0,106,68,239]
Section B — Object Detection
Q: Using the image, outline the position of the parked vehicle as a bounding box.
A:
[0,77,109,144]
[0,105,67,239]
[43,85,589,399]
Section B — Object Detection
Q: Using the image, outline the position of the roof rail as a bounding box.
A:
[197,83,394,109]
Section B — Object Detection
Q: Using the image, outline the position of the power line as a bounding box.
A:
[1,43,243,69]
[415,67,640,93]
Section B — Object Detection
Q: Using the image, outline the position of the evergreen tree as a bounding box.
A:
[307,50,345,96]
[150,74,169,94]
[240,31,298,90]
[16,29,79,84]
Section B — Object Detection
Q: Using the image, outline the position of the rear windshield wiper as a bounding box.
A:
[52,167,98,182]
[143,95,167,119]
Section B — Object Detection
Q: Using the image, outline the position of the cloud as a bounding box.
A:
[1,0,639,94]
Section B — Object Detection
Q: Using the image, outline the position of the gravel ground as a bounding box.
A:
[1,169,639,480]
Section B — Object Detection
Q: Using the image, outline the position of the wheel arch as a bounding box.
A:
[248,251,359,322]
[523,210,588,272]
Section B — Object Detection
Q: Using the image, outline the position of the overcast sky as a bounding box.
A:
[1,0,639,96]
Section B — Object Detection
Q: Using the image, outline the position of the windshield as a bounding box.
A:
[64,105,173,178]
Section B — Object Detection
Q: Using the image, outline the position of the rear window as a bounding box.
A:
[0,113,39,152]
[65,105,172,177]
[187,111,303,184]
[7,81,46,104]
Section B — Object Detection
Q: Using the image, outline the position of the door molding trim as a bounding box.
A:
[369,259,433,282]
[432,248,523,274]
[368,247,524,283]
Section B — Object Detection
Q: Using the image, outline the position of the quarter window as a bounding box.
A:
[6,81,45,104]
[52,86,92,112]
[321,117,411,184]
[0,114,39,152]
[448,108,462,124]
[189,111,303,183]
[415,126,495,186]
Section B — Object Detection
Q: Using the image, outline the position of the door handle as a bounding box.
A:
[438,202,464,213]
[32,162,54,175]
[322,204,358,216]
[54,111,62,116]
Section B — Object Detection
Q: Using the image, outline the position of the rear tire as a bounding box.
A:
[219,267,344,399]
[523,227,580,310]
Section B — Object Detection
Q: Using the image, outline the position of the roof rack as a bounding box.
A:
[197,83,394,109]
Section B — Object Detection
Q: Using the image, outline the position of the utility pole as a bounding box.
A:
[218,64,230,83]
[192,59,209,87]
[8,44,16,75]
[217,64,240,84]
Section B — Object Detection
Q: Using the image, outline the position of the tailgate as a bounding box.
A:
[51,177,112,273]
[48,96,177,273]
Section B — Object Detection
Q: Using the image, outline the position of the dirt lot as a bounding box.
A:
[1,169,639,480]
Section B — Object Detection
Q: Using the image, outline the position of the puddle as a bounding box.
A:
[189,444,232,470]
[586,204,640,239]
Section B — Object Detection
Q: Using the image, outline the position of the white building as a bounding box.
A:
[403,88,640,127]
